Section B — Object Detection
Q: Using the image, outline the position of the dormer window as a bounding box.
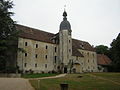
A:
[80,42,84,49]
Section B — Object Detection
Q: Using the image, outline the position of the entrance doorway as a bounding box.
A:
[64,67,67,73]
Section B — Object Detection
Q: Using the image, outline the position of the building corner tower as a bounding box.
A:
[59,11,72,73]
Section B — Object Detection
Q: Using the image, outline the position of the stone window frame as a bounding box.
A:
[45,55,47,59]
[24,63,27,67]
[93,53,94,57]
[88,59,89,63]
[35,54,38,58]
[54,56,57,63]
[55,47,57,52]
[35,63,37,67]
[45,64,47,68]
[87,52,89,56]
[46,45,48,49]
[88,66,90,69]
[36,44,38,48]
[25,53,27,57]
[69,49,71,52]
[25,42,27,46]
[69,40,70,43]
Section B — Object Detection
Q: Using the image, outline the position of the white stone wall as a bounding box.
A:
[78,49,98,72]
[72,56,84,73]
[59,30,72,65]
[71,49,98,73]
[17,37,58,73]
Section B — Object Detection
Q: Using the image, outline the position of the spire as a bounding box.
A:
[63,5,67,20]
[59,7,71,31]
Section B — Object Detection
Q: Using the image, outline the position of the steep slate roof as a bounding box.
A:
[16,24,55,44]
[72,39,95,52]
[97,54,112,65]
[16,24,94,57]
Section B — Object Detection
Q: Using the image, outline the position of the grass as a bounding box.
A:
[22,73,58,78]
[92,72,120,83]
[29,73,120,90]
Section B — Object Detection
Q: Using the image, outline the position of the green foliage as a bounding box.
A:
[95,45,109,55]
[0,0,19,72]
[110,33,120,71]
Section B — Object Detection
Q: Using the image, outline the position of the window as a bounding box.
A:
[93,53,94,57]
[46,45,48,49]
[35,54,38,58]
[69,49,71,52]
[55,47,57,52]
[25,53,27,57]
[25,42,27,46]
[87,52,89,56]
[88,66,90,69]
[88,59,89,62]
[80,42,84,49]
[69,40,70,43]
[55,56,57,63]
[24,63,27,67]
[76,56,78,60]
[54,65,56,68]
[45,64,47,68]
[45,55,47,59]
[36,44,38,48]
[35,63,37,67]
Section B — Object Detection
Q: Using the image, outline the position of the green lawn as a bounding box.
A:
[22,73,58,78]
[92,72,120,83]
[30,73,120,90]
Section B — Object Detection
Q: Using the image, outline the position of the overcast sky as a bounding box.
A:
[12,0,120,47]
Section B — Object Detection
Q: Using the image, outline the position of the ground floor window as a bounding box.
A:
[45,64,47,68]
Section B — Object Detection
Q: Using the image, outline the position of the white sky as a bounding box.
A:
[12,0,120,47]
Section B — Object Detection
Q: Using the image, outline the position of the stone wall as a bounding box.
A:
[78,49,98,72]
[17,37,58,73]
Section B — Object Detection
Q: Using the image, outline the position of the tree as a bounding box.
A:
[95,45,110,55]
[0,0,19,73]
[110,33,120,72]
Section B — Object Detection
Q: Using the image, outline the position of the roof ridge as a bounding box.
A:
[72,38,88,43]
[16,24,55,35]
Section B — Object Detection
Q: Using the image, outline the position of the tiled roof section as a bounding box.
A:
[72,39,95,52]
[97,54,112,65]
[72,47,84,57]
[16,24,55,44]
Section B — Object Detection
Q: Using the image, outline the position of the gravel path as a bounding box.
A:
[0,78,34,90]
[0,74,66,90]
[29,74,67,80]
